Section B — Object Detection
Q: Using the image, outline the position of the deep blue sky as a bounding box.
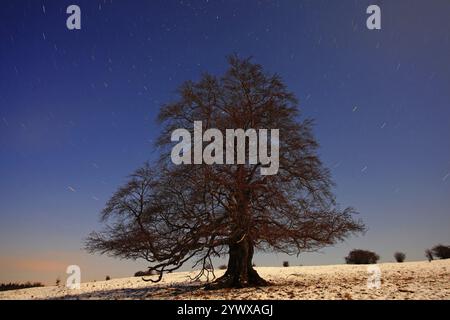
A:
[1,0,449,283]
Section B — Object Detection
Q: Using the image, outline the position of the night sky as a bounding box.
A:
[1,0,449,284]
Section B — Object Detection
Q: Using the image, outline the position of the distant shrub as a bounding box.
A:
[283,261,289,267]
[55,277,61,286]
[252,263,256,267]
[0,282,44,292]
[425,249,434,262]
[218,265,227,270]
[134,269,155,277]
[105,276,111,281]
[431,244,450,259]
[345,249,379,264]
[394,252,406,263]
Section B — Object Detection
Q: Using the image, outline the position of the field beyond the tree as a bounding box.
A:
[1,260,449,300]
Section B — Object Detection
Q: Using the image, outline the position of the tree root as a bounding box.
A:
[204,269,270,290]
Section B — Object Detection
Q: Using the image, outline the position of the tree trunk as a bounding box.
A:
[205,237,269,290]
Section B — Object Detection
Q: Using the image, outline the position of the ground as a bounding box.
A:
[1,260,449,300]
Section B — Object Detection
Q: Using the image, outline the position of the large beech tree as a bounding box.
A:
[86,56,365,289]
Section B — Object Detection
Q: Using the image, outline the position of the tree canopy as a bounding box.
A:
[86,56,365,288]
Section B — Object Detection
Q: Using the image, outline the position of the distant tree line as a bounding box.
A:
[0,282,44,292]
[344,244,450,265]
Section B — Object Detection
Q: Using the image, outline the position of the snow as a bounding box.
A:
[1,260,449,300]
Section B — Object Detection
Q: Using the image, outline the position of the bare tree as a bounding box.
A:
[86,56,365,288]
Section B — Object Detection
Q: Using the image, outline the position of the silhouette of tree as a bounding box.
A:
[430,244,450,259]
[86,56,365,288]
[394,252,406,263]
[345,249,379,264]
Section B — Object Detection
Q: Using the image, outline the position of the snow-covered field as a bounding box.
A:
[1,260,449,300]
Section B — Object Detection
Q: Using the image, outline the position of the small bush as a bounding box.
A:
[431,244,450,259]
[105,276,111,281]
[55,277,61,286]
[345,249,379,264]
[394,252,406,263]
[0,282,44,292]
[283,261,289,267]
[425,249,434,262]
[218,264,227,270]
[134,269,155,277]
